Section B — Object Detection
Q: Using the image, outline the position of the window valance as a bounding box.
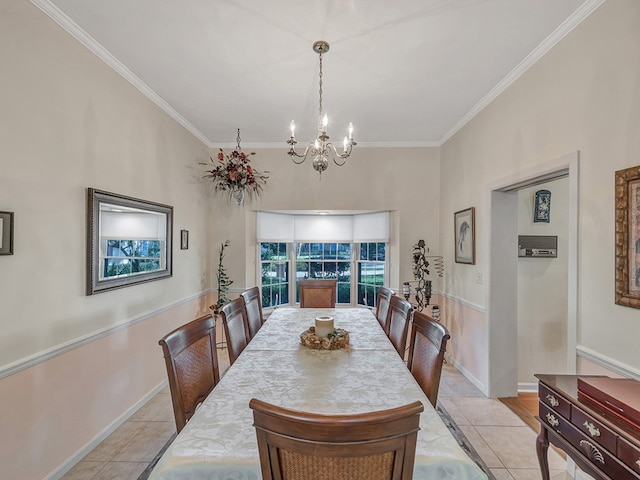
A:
[256,211,389,243]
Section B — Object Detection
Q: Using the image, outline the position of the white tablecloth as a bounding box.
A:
[149,308,488,480]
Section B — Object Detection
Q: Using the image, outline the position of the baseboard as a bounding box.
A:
[45,380,168,480]
[517,382,538,393]
[446,355,489,396]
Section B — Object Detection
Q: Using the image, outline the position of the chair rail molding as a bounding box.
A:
[0,289,214,380]
[576,345,640,381]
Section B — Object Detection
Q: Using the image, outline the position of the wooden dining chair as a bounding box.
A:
[407,311,451,408]
[375,286,394,333]
[240,286,265,340]
[386,295,413,359]
[249,398,424,480]
[158,313,220,433]
[220,297,251,365]
[299,279,337,308]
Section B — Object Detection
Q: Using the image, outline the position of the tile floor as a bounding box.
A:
[437,365,569,479]
[62,352,569,480]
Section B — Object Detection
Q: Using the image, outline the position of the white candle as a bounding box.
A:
[315,316,334,338]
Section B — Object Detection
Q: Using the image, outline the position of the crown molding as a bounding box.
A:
[31,0,606,150]
[30,0,213,147]
[438,0,607,146]
[209,140,441,150]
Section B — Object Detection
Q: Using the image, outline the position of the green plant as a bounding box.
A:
[215,240,233,312]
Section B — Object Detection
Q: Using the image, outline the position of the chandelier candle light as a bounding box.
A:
[287,41,357,178]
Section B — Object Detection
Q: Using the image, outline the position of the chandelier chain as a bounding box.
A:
[318,51,324,119]
[236,128,242,150]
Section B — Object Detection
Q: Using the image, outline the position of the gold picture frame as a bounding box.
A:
[615,165,640,308]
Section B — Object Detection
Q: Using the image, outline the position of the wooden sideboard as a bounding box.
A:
[536,374,640,480]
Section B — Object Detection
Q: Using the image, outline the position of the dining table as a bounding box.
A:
[149,307,488,480]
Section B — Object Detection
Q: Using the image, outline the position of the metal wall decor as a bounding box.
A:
[402,239,444,311]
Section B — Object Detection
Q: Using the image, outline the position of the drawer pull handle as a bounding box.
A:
[546,413,559,427]
[583,421,600,437]
[636,459,640,470]
[579,440,605,465]
[546,394,559,407]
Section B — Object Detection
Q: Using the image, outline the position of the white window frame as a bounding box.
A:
[355,242,388,308]
[258,241,388,309]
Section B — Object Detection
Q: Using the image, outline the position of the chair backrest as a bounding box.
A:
[407,312,451,407]
[250,398,423,480]
[240,286,264,340]
[407,311,451,408]
[158,313,220,433]
[299,279,337,308]
[375,286,394,333]
[386,296,413,359]
[220,297,251,365]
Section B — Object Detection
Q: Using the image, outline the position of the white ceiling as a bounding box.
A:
[34,0,603,148]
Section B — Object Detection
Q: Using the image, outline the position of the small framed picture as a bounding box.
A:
[0,211,14,255]
[534,190,551,223]
[180,229,189,250]
[454,207,475,264]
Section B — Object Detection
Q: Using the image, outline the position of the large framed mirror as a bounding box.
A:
[87,188,173,295]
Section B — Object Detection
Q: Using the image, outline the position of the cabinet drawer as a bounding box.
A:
[540,402,570,436]
[572,404,617,452]
[619,436,640,475]
[539,383,571,418]
[561,417,638,480]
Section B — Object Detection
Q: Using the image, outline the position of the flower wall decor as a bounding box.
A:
[201,129,268,205]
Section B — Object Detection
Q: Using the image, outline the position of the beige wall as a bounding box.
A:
[4,0,640,478]
[216,146,442,294]
[440,0,640,388]
[0,3,213,479]
[0,3,443,479]
[517,179,569,385]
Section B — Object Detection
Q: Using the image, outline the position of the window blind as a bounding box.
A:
[100,210,167,240]
[256,211,389,243]
[256,212,295,242]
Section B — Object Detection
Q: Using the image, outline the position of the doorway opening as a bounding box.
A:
[486,152,579,398]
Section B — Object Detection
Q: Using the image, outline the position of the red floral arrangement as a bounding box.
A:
[201,148,268,202]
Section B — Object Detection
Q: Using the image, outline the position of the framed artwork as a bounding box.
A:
[180,229,189,250]
[0,211,14,255]
[534,189,551,223]
[615,165,640,309]
[86,188,173,295]
[454,207,475,264]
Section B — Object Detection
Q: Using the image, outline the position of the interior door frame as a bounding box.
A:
[486,151,579,398]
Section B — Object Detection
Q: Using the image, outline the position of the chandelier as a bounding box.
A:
[287,41,357,177]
